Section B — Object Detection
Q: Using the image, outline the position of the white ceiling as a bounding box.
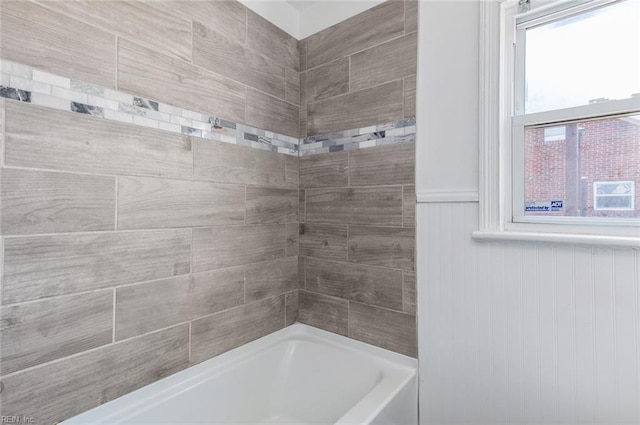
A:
[285,1,317,12]
[239,0,386,39]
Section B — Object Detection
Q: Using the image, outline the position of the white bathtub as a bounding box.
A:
[62,323,417,425]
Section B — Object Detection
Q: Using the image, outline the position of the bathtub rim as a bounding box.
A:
[61,322,417,425]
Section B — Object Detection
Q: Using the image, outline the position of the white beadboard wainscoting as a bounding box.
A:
[417,201,639,424]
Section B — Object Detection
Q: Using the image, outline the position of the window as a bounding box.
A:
[594,181,635,211]
[476,0,640,244]
[543,125,565,142]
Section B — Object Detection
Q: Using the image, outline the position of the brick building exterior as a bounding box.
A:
[525,116,640,217]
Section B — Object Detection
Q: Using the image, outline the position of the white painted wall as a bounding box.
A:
[415,1,640,424]
[297,1,386,39]
[239,0,301,38]
[239,0,385,40]
[415,0,479,199]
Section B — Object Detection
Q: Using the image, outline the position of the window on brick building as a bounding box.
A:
[513,0,640,223]
[477,0,640,244]
[594,181,635,211]
[542,125,565,142]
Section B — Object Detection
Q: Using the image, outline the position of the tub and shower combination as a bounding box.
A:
[62,324,418,425]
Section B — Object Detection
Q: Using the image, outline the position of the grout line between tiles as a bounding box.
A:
[304,30,412,73]
[0,320,191,379]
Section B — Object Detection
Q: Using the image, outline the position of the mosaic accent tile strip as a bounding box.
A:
[0,60,299,156]
[0,59,416,157]
[298,119,416,157]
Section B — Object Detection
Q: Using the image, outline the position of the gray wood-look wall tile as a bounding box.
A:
[299,151,349,188]
[192,225,285,272]
[245,258,298,302]
[299,38,308,71]
[245,187,298,224]
[284,155,299,189]
[350,32,417,91]
[191,295,285,363]
[300,71,308,105]
[0,99,5,166]
[348,301,416,357]
[305,58,350,103]
[245,88,299,137]
[5,101,193,180]
[299,104,308,138]
[285,290,298,326]
[303,1,405,69]
[349,142,415,187]
[348,225,415,271]
[170,0,247,43]
[118,39,246,124]
[298,256,306,289]
[35,0,193,61]
[2,229,191,304]
[405,0,418,33]
[404,74,416,118]
[0,1,116,88]
[403,272,416,314]
[305,187,403,226]
[0,168,115,236]
[117,176,245,230]
[115,267,244,341]
[307,80,404,135]
[299,189,306,222]
[299,223,348,261]
[193,20,285,100]
[305,258,403,310]
[247,10,299,72]
[193,138,286,187]
[285,68,301,105]
[1,290,113,375]
[403,184,416,227]
[298,290,348,336]
[0,325,189,425]
[286,223,299,257]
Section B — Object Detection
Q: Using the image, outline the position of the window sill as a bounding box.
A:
[471,230,640,249]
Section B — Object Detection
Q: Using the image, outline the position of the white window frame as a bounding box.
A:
[593,181,635,211]
[474,0,640,247]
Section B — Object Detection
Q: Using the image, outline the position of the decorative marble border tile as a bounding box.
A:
[0,60,299,156]
[0,60,415,157]
[298,119,416,156]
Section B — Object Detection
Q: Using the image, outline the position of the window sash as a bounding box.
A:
[510,0,640,227]
[593,181,635,211]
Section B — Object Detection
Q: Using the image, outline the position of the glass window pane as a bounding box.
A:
[525,0,640,113]
[524,114,640,218]
[595,195,633,209]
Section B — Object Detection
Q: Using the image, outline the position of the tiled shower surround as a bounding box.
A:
[0,1,417,423]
